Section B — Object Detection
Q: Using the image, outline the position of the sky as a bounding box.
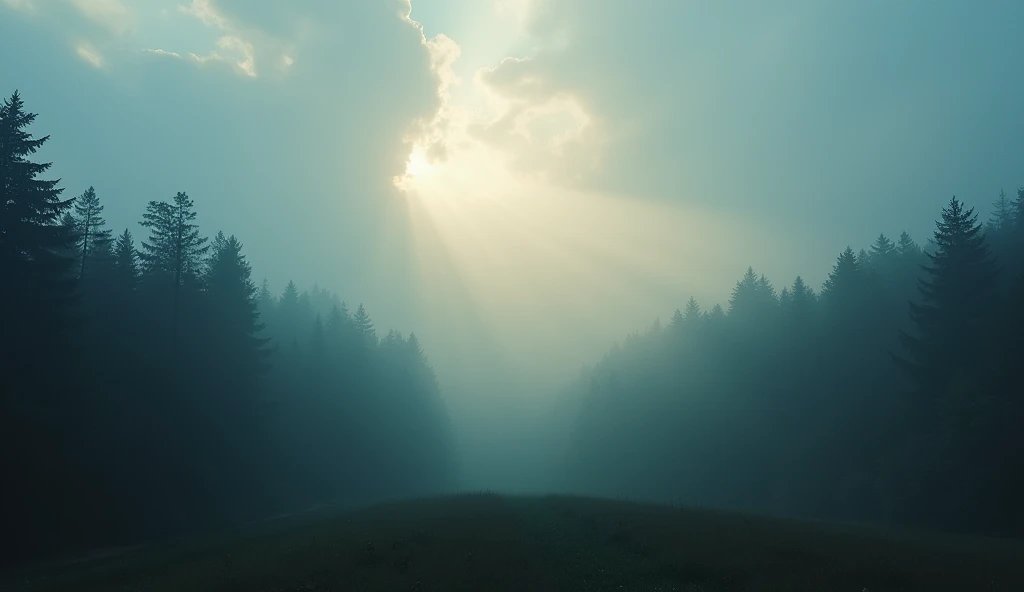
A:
[4,1,1024,473]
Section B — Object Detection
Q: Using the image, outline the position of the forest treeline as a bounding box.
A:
[567,190,1024,535]
[0,92,455,563]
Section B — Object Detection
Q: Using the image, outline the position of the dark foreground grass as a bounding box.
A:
[3,494,1023,591]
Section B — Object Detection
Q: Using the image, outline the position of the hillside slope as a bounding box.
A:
[5,494,1024,591]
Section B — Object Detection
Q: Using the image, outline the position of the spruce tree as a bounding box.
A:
[139,192,208,342]
[111,228,139,292]
[72,186,111,280]
[990,189,1013,232]
[896,231,921,261]
[682,296,701,326]
[868,233,896,271]
[785,276,815,321]
[706,303,725,323]
[669,308,684,332]
[325,303,349,348]
[352,303,376,346]
[898,197,999,392]
[729,267,777,320]
[821,247,863,312]
[258,279,273,307]
[206,233,264,345]
[0,91,77,390]
[280,280,299,308]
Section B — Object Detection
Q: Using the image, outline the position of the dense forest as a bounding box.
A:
[4,84,1024,568]
[0,92,456,563]
[567,191,1024,536]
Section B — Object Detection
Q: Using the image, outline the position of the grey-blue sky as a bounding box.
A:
[3,0,1024,404]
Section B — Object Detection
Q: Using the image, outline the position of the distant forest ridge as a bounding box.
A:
[0,90,456,565]
[567,187,1024,536]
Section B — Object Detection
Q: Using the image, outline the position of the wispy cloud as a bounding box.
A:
[178,0,229,30]
[76,43,104,68]
[143,48,181,59]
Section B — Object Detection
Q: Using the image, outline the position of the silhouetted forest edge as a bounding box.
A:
[1,90,456,565]
[6,495,1024,592]
[3,85,1024,571]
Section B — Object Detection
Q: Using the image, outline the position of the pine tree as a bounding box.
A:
[352,303,376,346]
[669,308,684,332]
[0,91,77,390]
[857,248,871,269]
[898,197,999,392]
[325,303,349,348]
[868,233,896,271]
[821,247,863,312]
[140,192,208,282]
[139,192,208,342]
[72,186,111,280]
[990,189,1013,232]
[706,303,725,323]
[729,267,777,320]
[205,232,268,373]
[779,287,791,310]
[896,231,922,261]
[682,297,701,326]
[870,233,896,258]
[280,280,299,308]
[789,276,814,315]
[112,228,139,291]
[258,279,273,307]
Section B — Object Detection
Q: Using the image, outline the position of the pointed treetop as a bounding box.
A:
[669,308,684,330]
[896,231,921,260]
[682,296,701,323]
[281,280,299,304]
[990,189,1013,231]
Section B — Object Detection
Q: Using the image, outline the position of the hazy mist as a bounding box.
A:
[4,0,1024,570]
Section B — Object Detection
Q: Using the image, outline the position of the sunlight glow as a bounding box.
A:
[396,135,793,381]
[407,147,436,178]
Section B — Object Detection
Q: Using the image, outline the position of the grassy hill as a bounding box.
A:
[4,494,1024,591]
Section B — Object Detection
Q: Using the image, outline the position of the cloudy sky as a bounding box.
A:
[3,1,1024,408]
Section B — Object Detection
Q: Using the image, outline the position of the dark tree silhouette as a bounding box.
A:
[0,91,77,394]
[72,186,111,280]
[112,228,139,292]
[898,197,999,393]
[139,191,209,345]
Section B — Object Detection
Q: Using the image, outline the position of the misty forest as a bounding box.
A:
[9,0,1024,585]
[3,84,1024,589]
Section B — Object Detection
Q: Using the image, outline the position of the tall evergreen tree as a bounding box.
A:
[111,228,138,291]
[729,267,777,321]
[990,189,1013,232]
[896,231,922,261]
[72,186,110,280]
[205,233,266,358]
[820,247,863,312]
[669,308,684,332]
[682,296,701,326]
[352,303,376,346]
[898,197,999,392]
[0,91,77,392]
[868,233,896,271]
[325,303,349,348]
[785,276,815,320]
[139,192,208,343]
